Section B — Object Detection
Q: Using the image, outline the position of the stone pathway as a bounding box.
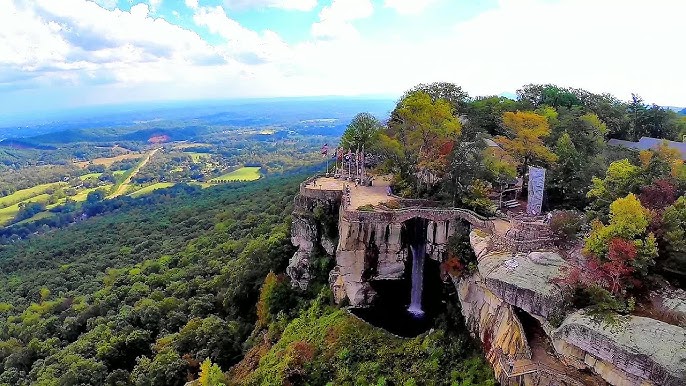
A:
[307,175,394,209]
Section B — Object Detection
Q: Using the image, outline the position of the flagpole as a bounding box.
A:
[361,144,365,183]
[348,149,351,179]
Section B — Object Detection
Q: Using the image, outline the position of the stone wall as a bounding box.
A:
[342,206,495,232]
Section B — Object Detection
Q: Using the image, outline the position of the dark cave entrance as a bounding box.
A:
[512,306,556,363]
[351,217,447,337]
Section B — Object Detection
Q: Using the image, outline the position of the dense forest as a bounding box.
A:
[0,169,494,385]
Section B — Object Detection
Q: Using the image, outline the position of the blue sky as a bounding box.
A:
[1,0,685,117]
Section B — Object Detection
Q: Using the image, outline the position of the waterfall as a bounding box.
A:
[407,243,425,317]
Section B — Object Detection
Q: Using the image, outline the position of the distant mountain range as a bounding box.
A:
[0,98,395,142]
[663,106,686,114]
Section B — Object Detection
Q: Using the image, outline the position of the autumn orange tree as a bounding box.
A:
[495,111,557,179]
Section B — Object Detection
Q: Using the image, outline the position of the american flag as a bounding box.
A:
[321,143,328,156]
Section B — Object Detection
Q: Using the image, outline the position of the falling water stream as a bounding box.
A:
[407,243,426,317]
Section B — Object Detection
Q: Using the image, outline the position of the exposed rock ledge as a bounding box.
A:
[466,230,686,386]
[552,312,686,386]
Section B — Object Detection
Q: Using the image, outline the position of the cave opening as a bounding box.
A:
[351,217,447,337]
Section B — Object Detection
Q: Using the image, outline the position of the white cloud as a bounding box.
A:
[148,0,163,13]
[0,0,226,90]
[311,0,373,40]
[91,0,118,10]
[193,6,291,64]
[185,0,199,9]
[3,0,686,114]
[223,0,317,11]
[383,0,437,15]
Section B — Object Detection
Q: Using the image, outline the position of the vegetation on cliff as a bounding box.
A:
[232,287,495,386]
[346,82,686,319]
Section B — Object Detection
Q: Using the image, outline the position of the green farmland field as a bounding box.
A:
[209,167,261,183]
[129,183,175,197]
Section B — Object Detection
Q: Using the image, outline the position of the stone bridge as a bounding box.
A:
[299,175,552,254]
[342,206,496,236]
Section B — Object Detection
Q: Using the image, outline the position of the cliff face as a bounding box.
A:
[552,312,686,386]
[287,186,686,386]
[455,273,530,373]
[286,194,339,290]
[330,212,458,307]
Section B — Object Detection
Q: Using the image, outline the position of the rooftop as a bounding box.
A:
[608,136,686,159]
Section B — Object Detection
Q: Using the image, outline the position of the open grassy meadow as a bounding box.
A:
[75,153,142,168]
[209,167,261,183]
[185,152,211,162]
[0,193,52,225]
[0,182,65,208]
[129,183,175,197]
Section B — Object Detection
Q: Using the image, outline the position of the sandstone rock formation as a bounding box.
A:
[286,194,339,290]
[552,312,686,386]
[463,230,686,386]
[288,181,686,386]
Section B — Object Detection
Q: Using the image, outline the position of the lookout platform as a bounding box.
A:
[300,175,520,239]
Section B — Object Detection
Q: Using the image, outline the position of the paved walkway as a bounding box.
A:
[308,175,393,208]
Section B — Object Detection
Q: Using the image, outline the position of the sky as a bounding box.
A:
[1,0,685,116]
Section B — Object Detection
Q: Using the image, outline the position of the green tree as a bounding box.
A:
[585,194,657,275]
[464,95,519,136]
[548,132,585,207]
[340,112,383,151]
[661,196,686,278]
[383,91,461,193]
[587,159,643,214]
[397,82,470,113]
[131,349,189,386]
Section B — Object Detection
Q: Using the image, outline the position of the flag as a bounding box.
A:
[337,147,344,161]
[321,143,328,156]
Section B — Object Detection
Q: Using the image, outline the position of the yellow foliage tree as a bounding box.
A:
[198,358,227,386]
[256,271,278,330]
[496,111,557,178]
[390,91,461,172]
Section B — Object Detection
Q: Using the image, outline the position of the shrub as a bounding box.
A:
[549,210,583,245]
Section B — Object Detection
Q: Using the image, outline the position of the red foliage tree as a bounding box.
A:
[558,238,637,296]
[639,179,677,210]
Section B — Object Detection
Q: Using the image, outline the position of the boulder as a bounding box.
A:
[479,250,566,320]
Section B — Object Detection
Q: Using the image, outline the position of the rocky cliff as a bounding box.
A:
[552,312,686,386]
[462,231,686,386]
[287,186,686,386]
[286,194,339,290]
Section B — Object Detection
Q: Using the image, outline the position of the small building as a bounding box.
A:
[608,137,686,160]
